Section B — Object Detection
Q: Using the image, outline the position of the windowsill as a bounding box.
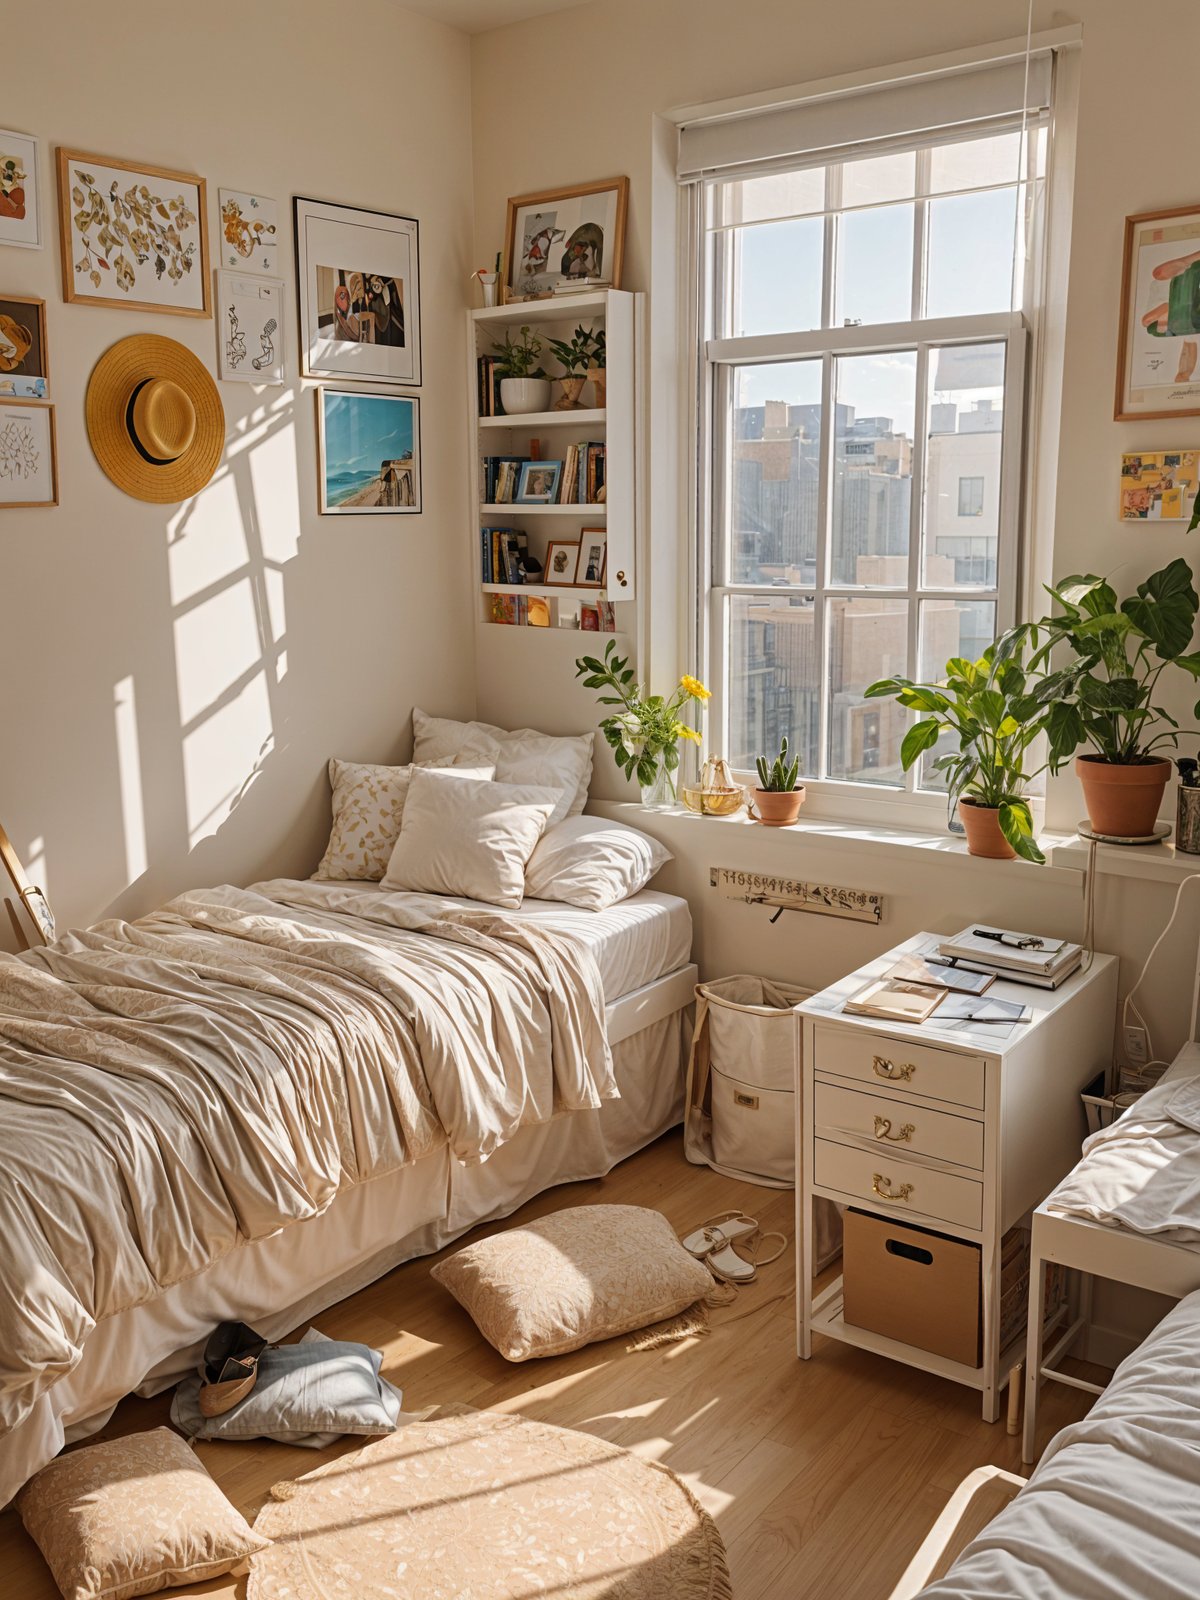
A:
[1048,834,1200,884]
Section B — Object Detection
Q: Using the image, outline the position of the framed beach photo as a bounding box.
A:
[1116,203,1200,420]
[516,460,561,503]
[57,149,209,316]
[544,538,580,584]
[0,400,58,508]
[0,129,42,250]
[217,272,285,384]
[316,388,421,515]
[574,527,607,587]
[0,296,49,399]
[295,197,421,386]
[504,177,629,302]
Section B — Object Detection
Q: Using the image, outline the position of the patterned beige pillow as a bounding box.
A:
[430,1205,714,1361]
[315,758,495,882]
[15,1426,269,1600]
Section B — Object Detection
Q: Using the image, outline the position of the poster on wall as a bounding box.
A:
[217,271,285,384]
[0,295,49,399]
[294,197,421,386]
[0,129,42,250]
[218,189,279,273]
[1120,450,1200,519]
[0,400,57,508]
[503,176,628,301]
[316,388,421,515]
[56,148,210,316]
[1116,203,1200,420]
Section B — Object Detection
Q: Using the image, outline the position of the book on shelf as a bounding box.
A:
[481,455,529,504]
[579,602,600,632]
[842,977,945,1024]
[476,355,504,418]
[488,593,521,625]
[551,277,611,295]
[555,441,607,505]
[486,593,555,628]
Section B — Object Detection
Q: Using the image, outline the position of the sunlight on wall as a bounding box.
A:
[175,580,265,728]
[248,408,303,565]
[25,837,48,900]
[167,474,248,608]
[113,677,148,883]
[184,671,274,847]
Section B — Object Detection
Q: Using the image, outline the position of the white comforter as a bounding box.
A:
[0,879,615,1439]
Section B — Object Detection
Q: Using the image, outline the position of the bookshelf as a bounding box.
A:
[467,289,640,631]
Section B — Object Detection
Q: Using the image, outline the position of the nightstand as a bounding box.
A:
[796,933,1118,1421]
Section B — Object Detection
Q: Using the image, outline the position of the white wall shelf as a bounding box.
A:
[479,503,607,517]
[482,582,606,598]
[471,291,610,326]
[479,409,607,430]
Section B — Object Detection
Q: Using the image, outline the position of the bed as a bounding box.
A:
[0,875,696,1505]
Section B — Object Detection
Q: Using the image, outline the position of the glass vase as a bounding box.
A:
[640,751,676,809]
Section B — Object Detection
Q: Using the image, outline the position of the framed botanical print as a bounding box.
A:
[316,388,421,515]
[295,197,421,386]
[218,189,279,273]
[0,129,42,250]
[0,400,58,508]
[1116,203,1200,420]
[217,272,285,384]
[57,149,210,316]
[503,177,628,302]
[0,296,49,399]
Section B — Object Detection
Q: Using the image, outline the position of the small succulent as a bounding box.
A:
[755,736,800,793]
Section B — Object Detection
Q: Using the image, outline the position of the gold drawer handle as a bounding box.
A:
[873,1054,915,1082]
[874,1115,915,1144]
[873,1172,914,1202]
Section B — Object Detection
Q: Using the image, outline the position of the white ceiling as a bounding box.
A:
[402,0,595,33]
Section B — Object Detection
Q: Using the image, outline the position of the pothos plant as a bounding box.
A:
[575,641,709,793]
[492,325,546,378]
[866,633,1048,863]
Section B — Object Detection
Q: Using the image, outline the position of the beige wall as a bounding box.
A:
[0,0,476,937]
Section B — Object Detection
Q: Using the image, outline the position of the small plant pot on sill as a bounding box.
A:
[958,796,1016,860]
[1077,754,1172,840]
[499,377,551,415]
[750,787,806,827]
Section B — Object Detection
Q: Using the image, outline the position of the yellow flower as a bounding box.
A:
[675,724,702,744]
[680,675,711,701]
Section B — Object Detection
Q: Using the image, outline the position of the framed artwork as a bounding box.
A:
[503,177,629,302]
[217,272,285,384]
[0,129,42,250]
[516,460,561,503]
[295,196,421,386]
[56,148,210,316]
[218,189,279,272]
[574,527,607,587]
[0,296,49,399]
[1116,203,1200,420]
[1119,450,1200,519]
[544,538,580,584]
[0,400,57,508]
[316,388,421,515]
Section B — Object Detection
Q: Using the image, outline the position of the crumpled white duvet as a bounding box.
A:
[0,879,615,1439]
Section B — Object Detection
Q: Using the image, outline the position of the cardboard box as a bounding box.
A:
[842,1209,981,1367]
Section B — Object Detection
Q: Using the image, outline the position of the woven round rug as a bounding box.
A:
[249,1405,730,1599]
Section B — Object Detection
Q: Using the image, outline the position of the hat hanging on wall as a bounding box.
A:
[86,334,224,503]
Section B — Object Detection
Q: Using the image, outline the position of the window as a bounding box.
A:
[697,116,1047,806]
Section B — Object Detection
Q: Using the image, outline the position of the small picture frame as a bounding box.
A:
[0,399,58,508]
[574,527,607,587]
[516,460,561,503]
[0,129,43,250]
[0,295,49,398]
[544,538,580,584]
[217,271,285,384]
[1120,450,1200,519]
[1116,202,1200,420]
[504,176,629,302]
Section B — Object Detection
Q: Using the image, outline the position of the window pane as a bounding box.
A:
[836,203,914,325]
[842,150,916,208]
[930,132,1021,194]
[718,167,825,226]
[733,218,823,336]
[728,362,822,584]
[726,593,819,779]
[916,598,997,789]
[827,596,907,784]
[926,187,1018,317]
[831,351,916,585]
[923,342,1006,587]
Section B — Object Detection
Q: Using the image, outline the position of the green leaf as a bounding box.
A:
[998,800,1045,864]
[972,689,1007,730]
[897,686,950,714]
[864,676,909,698]
[1045,700,1085,760]
[900,718,941,770]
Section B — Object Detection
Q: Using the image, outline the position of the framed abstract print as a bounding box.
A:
[217,272,285,384]
[217,189,279,273]
[316,388,421,515]
[503,177,628,302]
[0,129,42,250]
[1116,203,1200,420]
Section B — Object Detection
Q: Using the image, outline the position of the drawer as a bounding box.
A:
[813,1025,985,1111]
[813,1081,985,1172]
[813,1136,984,1231]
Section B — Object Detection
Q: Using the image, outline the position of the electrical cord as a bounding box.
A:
[1121,870,1200,1066]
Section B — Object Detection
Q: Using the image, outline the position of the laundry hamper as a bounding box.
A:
[684,975,842,1267]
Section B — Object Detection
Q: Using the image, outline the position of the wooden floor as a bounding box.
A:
[0,1131,1102,1599]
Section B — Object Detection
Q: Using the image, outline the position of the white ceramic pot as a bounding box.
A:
[499,377,551,415]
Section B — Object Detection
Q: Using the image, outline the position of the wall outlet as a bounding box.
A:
[1124,1025,1150,1065]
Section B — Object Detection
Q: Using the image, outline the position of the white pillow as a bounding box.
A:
[315,759,495,882]
[412,708,592,826]
[382,769,561,908]
[524,817,673,911]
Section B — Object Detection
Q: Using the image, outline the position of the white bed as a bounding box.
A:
[0,881,695,1505]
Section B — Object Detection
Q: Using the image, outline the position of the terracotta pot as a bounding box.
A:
[959,796,1016,860]
[751,787,806,827]
[555,375,587,411]
[1077,754,1172,839]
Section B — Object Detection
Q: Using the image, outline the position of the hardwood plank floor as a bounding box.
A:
[0,1131,1101,1598]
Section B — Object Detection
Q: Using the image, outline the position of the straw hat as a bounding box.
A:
[86,334,224,503]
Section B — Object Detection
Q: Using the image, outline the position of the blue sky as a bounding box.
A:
[324,393,413,473]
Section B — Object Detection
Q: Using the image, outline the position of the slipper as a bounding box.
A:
[681,1212,759,1260]
[705,1230,788,1287]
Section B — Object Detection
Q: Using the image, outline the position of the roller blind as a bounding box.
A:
[677,53,1053,183]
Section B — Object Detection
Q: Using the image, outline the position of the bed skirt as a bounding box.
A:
[0,1009,689,1506]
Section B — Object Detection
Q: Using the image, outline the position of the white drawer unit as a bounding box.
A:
[797,934,1119,1423]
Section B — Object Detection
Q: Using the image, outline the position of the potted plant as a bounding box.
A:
[546,324,601,411]
[751,736,806,827]
[588,327,606,408]
[576,641,709,806]
[1025,558,1200,839]
[493,326,549,415]
[866,636,1046,862]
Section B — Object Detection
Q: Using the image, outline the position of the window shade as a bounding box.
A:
[677,53,1053,183]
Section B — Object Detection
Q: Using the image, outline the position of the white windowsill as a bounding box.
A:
[1048,835,1200,884]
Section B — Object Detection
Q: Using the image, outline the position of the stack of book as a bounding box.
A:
[481,455,529,503]
[557,442,605,504]
[476,355,504,418]
[481,527,529,585]
[552,278,611,295]
[933,926,1084,990]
